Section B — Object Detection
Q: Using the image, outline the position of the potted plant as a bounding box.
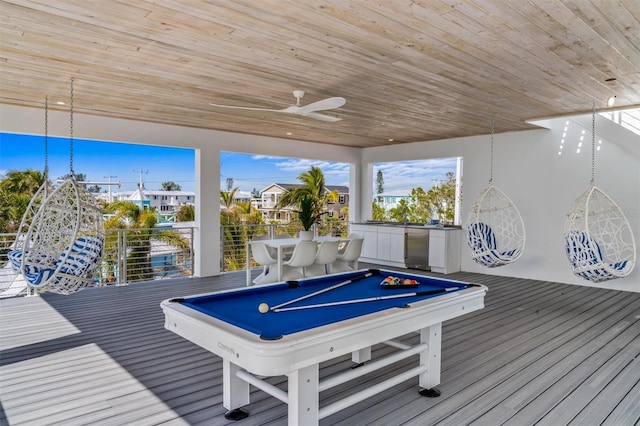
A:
[295,196,326,240]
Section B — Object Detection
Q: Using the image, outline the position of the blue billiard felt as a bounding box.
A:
[181,270,469,339]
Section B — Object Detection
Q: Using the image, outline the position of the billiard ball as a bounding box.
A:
[258,303,269,314]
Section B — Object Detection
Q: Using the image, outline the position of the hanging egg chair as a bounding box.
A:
[12,78,105,295]
[466,117,526,267]
[19,178,105,294]
[466,185,525,267]
[564,105,636,282]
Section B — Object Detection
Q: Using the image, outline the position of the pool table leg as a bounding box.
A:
[351,346,372,366]
[223,360,250,417]
[418,323,442,396]
[288,364,319,425]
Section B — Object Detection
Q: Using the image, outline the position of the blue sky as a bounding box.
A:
[1,132,457,194]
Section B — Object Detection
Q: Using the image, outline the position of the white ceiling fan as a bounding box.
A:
[208,90,346,122]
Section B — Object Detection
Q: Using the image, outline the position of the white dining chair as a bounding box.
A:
[251,242,279,285]
[305,240,340,278]
[281,241,317,281]
[337,233,363,256]
[329,237,364,273]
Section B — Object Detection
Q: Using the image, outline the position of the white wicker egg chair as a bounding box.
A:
[563,105,636,282]
[564,186,635,282]
[466,117,526,267]
[466,185,525,267]
[11,79,105,295]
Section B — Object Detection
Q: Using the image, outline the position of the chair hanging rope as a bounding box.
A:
[563,104,636,282]
[12,78,106,295]
[466,116,526,267]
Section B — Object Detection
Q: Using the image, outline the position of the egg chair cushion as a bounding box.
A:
[468,222,522,267]
[565,231,630,282]
[22,236,104,288]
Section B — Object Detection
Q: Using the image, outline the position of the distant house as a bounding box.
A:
[375,190,411,210]
[100,189,195,214]
[258,183,349,222]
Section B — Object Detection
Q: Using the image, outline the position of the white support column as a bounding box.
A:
[288,364,319,425]
[194,146,220,277]
[352,158,373,223]
[419,323,442,390]
[455,156,463,225]
[223,360,250,410]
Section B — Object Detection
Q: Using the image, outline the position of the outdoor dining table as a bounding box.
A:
[246,236,347,286]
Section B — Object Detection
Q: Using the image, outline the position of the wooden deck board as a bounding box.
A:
[1,267,639,426]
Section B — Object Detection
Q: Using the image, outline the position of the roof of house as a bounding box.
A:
[262,183,349,194]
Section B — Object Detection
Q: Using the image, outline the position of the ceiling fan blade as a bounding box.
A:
[208,102,284,112]
[305,112,343,122]
[297,97,346,114]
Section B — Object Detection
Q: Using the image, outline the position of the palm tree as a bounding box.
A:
[220,192,265,271]
[220,187,239,211]
[0,169,44,195]
[277,166,338,229]
[103,201,189,283]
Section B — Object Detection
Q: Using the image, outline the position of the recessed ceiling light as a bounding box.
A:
[388,138,394,142]
[286,132,292,136]
[607,95,616,107]
[56,101,65,105]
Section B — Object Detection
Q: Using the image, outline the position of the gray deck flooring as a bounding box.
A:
[1,266,639,426]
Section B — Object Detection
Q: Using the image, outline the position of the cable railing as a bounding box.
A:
[1,220,350,296]
[0,226,195,297]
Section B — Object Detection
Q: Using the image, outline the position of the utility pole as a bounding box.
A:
[134,169,148,190]
[104,175,118,202]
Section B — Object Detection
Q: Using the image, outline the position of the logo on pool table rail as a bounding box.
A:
[218,341,237,357]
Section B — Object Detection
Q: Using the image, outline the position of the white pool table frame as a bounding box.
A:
[161,278,487,425]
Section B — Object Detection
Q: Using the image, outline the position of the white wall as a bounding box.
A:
[361,115,640,292]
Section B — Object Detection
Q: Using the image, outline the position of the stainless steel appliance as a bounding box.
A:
[404,227,430,270]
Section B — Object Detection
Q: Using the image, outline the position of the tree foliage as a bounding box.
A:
[161,181,182,191]
[0,169,46,233]
[372,201,387,221]
[176,204,195,222]
[376,170,385,194]
[375,171,458,225]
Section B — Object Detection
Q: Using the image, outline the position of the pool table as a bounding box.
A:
[161,269,487,425]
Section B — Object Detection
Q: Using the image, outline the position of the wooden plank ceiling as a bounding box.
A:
[1,0,639,148]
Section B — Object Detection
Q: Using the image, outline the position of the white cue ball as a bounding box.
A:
[258,303,269,314]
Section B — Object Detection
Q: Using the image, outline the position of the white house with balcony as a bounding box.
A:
[259,183,350,222]
[99,189,195,214]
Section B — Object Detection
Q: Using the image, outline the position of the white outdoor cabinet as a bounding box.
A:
[350,224,405,267]
[351,224,378,259]
[377,226,405,265]
[428,228,462,274]
[350,224,462,273]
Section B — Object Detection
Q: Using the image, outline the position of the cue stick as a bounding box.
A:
[272,287,462,313]
[270,269,380,311]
